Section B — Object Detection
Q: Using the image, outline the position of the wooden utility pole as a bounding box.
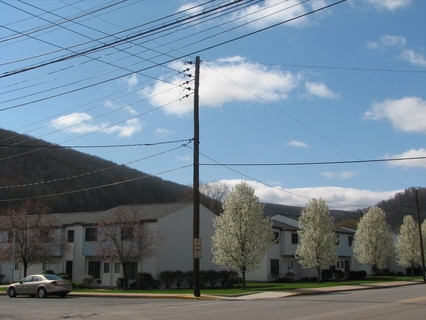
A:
[193,56,201,297]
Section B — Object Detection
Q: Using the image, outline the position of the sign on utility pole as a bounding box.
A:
[193,56,201,297]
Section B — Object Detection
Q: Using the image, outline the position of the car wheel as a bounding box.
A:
[8,287,16,298]
[38,287,47,298]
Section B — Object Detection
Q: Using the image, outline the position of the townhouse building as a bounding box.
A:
[245,214,368,281]
[0,202,219,286]
[0,203,403,286]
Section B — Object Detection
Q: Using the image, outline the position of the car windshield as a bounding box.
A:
[43,274,62,281]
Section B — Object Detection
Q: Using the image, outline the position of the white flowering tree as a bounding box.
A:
[353,206,393,277]
[395,215,421,277]
[295,198,338,284]
[211,182,274,289]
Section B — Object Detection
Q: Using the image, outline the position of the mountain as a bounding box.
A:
[376,187,426,231]
[264,187,426,232]
[1,128,424,230]
[0,128,191,213]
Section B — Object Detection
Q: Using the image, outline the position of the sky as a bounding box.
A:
[1,0,425,211]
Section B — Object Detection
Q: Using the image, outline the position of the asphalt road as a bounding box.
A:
[1,284,425,320]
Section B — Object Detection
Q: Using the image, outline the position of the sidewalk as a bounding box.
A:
[1,280,423,300]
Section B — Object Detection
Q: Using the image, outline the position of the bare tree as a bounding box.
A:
[95,207,158,289]
[0,201,57,277]
[199,181,230,215]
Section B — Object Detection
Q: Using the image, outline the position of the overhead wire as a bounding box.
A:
[0,138,193,191]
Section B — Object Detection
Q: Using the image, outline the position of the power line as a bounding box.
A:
[0,164,192,202]
[201,156,426,166]
[0,140,192,190]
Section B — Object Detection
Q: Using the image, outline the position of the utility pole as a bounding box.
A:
[193,56,201,297]
[415,188,426,281]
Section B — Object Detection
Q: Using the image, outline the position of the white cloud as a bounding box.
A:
[230,0,309,28]
[367,34,426,67]
[104,118,142,137]
[305,81,340,99]
[217,179,400,210]
[288,140,308,148]
[364,96,426,133]
[49,113,108,134]
[49,112,142,137]
[386,149,426,169]
[400,49,426,67]
[321,171,358,180]
[142,57,298,116]
[367,34,407,50]
[122,73,139,88]
[154,128,173,135]
[364,0,411,11]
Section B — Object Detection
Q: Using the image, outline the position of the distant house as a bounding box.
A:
[246,214,371,281]
[0,202,220,286]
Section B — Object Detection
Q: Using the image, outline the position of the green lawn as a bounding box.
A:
[1,276,421,295]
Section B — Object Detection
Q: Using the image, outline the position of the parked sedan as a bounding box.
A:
[7,274,72,298]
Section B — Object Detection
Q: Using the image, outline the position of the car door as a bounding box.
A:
[15,276,34,295]
[27,275,42,295]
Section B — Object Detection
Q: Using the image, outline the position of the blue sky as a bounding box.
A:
[1,0,425,211]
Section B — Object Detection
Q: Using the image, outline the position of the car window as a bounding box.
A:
[32,276,41,282]
[44,274,62,281]
[21,276,33,283]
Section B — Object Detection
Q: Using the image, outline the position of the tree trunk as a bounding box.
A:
[122,262,128,291]
[23,262,29,277]
[242,269,246,290]
[317,267,321,284]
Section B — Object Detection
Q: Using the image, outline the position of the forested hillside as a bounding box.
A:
[0,128,191,213]
[1,128,424,229]
[377,187,426,231]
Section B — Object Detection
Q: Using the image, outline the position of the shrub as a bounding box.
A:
[136,273,154,289]
[184,271,193,288]
[348,270,367,280]
[83,275,95,288]
[175,271,185,289]
[321,269,333,281]
[334,270,345,280]
[73,282,85,289]
[159,271,176,289]
[206,270,219,288]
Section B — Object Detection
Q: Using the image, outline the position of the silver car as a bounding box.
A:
[7,274,72,298]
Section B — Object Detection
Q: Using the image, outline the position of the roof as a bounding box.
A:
[0,202,194,228]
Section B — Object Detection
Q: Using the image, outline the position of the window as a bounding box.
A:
[291,233,298,244]
[270,259,279,276]
[66,261,73,280]
[88,261,101,278]
[85,227,97,241]
[104,262,110,273]
[121,226,134,241]
[114,263,121,273]
[348,235,354,246]
[128,261,138,279]
[67,230,74,243]
[272,232,279,243]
